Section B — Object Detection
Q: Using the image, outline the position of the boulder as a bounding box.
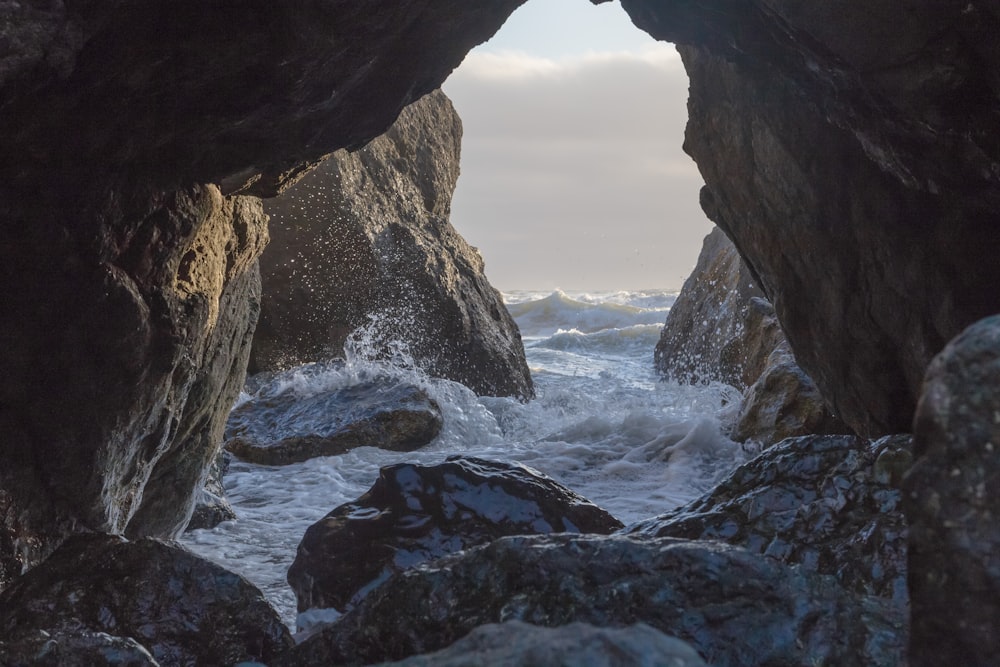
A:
[281,534,904,667]
[225,363,443,466]
[0,534,293,666]
[374,621,708,667]
[288,456,623,613]
[905,315,1000,666]
[628,434,910,603]
[250,89,533,400]
[0,629,160,667]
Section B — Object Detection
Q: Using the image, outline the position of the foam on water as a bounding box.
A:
[182,289,749,629]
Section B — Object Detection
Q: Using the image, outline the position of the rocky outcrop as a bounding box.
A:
[251,90,533,399]
[628,434,910,603]
[288,456,623,613]
[0,534,293,666]
[282,534,904,667]
[376,621,708,667]
[626,1,1000,435]
[905,315,1000,666]
[225,363,443,466]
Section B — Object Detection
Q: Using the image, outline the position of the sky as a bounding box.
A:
[442,0,713,292]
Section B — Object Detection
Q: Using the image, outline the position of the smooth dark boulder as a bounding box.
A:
[374,621,707,667]
[288,456,623,613]
[905,315,1000,666]
[251,89,533,399]
[225,363,443,466]
[0,630,160,667]
[628,434,910,603]
[282,534,904,667]
[0,534,293,666]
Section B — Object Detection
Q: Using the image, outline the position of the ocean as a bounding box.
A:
[182,289,751,629]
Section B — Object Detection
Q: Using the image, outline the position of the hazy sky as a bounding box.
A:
[442,0,713,291]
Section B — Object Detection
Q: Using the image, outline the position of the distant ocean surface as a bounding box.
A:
[183,289,750,628]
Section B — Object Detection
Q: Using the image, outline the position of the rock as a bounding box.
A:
[624,2,1000,435]
[0,534,293,666]
[225,363,443,466]
[250,89,533,400]
[185,452,237,532]
[288,456,624,613]
[733,342,850,445]
[904,315,1000,666]
[655,227,781,390]
[373,621,708,667]
[0,629,160,667]
[627,434,910,604]
[281,534,904,667]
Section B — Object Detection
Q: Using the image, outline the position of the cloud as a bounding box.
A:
[442,44,713,291]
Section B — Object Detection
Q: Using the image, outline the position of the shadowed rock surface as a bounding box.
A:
[374,621,708,667]
[185,452,237,532]
[281,534,904,667]
[0,534,292,666]
[225,363,443,466]
[0,630,160,667]
[628,434,910,604]
[251,90,532,399]
[905,315,1000,666]
[288,456,623,613]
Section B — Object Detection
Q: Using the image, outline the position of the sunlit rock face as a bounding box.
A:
[624,0,1000,437]
[251,90,533,399]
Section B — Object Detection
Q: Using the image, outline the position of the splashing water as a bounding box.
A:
[182,289,750,628]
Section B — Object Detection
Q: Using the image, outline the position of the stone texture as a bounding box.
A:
[0,534,293,666]
[288,456,623,613]
[374,621,708,667]
[282,534,904,667]
[225,363,443,466]
[628,434,910,604]
[905,315,1000,666]
[0,629,160,667]
[251,90,532,399]
[624,1,1000,435]
[185,452,237,532]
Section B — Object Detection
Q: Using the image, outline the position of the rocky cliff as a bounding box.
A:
[251,90,532,399]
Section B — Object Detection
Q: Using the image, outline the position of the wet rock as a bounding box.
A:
[288,456,623,613]
[0,534,292,666]
[225,363,443,466]
[0,629,160,666]
[628,434,910,603]
[374,621,708,667]
[185,452,236,532]
[282,534,904,667]
[905,315,1000,666]
[251,90,533,399]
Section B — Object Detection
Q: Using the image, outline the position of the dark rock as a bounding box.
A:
[282,534,904,667]
[624,1,1000,435]
[374,621,708,667]
[905,315,1000,666]
[225,363,443,466]
[628,434,910,604]
[0,629,160,667]
[185,452,237,532]
[0,534,293,666]
[251,90,532,399]
[288,456,623,613]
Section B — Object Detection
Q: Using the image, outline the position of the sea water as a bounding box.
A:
[182,289,750,628]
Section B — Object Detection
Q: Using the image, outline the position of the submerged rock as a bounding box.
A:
[225,363,443,466]
[375,621,707,667]
[905,315,1000,666]
[628,434,910,603]
[282,534,904,667]
[0,534,292,666]
[251,89,533,399]
[288,456,623,613]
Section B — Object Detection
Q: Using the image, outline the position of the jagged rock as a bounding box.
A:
[225,363,443,466]
[250,89,533,399]
[281,534,904,667]
[905,315,1000,666]
[628,434,910,604]
[185,452,236,532]
[288,456,623,613]
[374,621,708,667]
[0,629,160,667]
[655,227,781,390]
[733,343,850,445]
[0,534,293,666]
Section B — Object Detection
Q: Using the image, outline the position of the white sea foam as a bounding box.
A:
[182,288,747,629]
